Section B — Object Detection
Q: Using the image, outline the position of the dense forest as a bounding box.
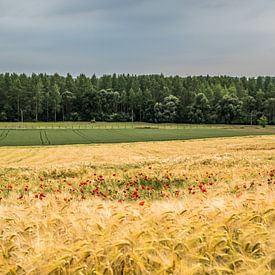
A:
[0,73,274,124]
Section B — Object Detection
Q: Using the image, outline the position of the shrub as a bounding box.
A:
[258,115,268,128]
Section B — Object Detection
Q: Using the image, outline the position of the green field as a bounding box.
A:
[0,125,274,146]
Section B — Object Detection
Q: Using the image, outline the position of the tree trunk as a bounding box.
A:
[21,109,24,124]
[46,101,49,122]
[62,104,65,121]
[54,101,57,122]
[35,97,38,122]
[17,95,20,122]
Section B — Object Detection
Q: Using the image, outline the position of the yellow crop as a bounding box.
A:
[0,136,274,274]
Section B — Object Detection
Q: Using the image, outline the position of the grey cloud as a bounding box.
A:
[0,0,275,76]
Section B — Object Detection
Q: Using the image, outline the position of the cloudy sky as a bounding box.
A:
[0,0,274,76]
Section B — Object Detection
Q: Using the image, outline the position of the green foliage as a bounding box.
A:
[0,73,274,124]
[217,95,243,124]
[258,115,268,128]
[0,112,7,121]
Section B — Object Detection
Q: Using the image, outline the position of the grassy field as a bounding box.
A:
[0,136,274,274]
[0,125,274,146]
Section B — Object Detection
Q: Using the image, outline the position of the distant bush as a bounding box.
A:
[258,115,268,128]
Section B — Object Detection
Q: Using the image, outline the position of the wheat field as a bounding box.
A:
[0,136,274,274]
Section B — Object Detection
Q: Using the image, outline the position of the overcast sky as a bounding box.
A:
[0,0,275,76]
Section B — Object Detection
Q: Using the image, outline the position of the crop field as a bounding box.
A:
[0,125,274,146]
[0,135,274,274]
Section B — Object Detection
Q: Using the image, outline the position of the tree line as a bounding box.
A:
[0,73,274,124]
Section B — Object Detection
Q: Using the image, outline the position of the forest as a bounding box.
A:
[0,73,274,124]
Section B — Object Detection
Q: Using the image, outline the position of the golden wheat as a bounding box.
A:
[0,136,274,274]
